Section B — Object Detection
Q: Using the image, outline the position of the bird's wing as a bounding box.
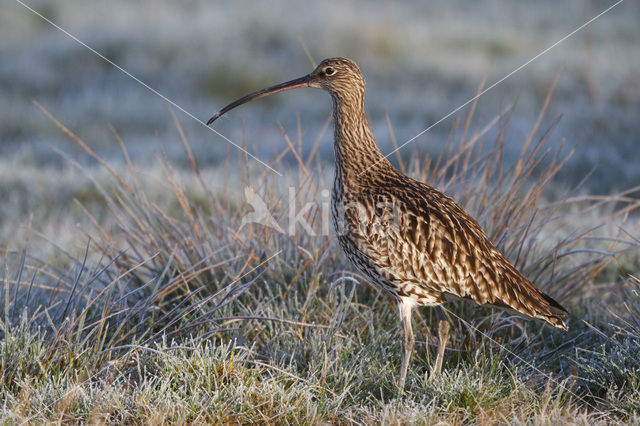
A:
[353,180,567,328]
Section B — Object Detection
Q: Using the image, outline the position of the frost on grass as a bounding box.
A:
[1,94,640,422]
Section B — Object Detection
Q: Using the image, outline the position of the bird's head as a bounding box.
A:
[207,57,365,125]
[308,57,365,95]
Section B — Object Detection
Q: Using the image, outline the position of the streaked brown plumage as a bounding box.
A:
[208,57,568,390]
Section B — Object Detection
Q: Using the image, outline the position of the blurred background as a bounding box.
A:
[1,0,639,242]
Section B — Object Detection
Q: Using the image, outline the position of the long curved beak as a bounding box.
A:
[207,74,313,125]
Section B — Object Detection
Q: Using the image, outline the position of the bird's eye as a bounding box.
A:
[324,67,336,76]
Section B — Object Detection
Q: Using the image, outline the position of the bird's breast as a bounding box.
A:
[331,183,397,280]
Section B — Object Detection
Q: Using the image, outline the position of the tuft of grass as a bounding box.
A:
[576,274,640,417]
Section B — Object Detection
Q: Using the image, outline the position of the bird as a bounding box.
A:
[207,57,568,390]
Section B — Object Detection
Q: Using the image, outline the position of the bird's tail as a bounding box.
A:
[489,263,569,330]
[491,286,568,330]
[536,292,569,330]
[499,278,569,330]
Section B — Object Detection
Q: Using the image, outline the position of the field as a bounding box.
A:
[2,1,640,424]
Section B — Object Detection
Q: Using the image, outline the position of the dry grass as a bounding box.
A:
[1,87,639,423]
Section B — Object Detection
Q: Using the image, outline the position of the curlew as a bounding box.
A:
[207,58,568,390]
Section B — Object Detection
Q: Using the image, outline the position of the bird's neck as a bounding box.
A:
[331,95,394,183]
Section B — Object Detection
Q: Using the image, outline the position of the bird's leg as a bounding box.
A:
[397,299,415,391]
[432,305,450,376]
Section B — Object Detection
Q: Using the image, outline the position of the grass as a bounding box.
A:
[1,87,640,423]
